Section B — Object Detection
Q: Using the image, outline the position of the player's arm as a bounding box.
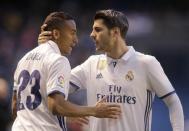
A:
[68,65,90,125]
[46,56,121,118]
[69,56,93,94]
[47,92,121,118]
[162,93,184,131]
[67,116,89,126]
[146,56,184,131]
[38,24,52,44]
[11,91,17,120]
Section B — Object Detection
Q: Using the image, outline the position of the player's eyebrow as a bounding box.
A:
[94,27,102,32]
[72,29,76,32]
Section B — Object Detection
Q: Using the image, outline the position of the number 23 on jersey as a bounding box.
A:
[17,70,42,111]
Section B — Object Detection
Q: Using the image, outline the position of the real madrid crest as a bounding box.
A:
[125,70,134,81]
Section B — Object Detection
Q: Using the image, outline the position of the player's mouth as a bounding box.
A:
[93,40,98,44]
[71,43,76,48]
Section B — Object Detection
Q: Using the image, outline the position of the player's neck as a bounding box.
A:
[107,40,128,59]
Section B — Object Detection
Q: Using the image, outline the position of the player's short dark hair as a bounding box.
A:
[94,9,129,39]
[43,11,74,31]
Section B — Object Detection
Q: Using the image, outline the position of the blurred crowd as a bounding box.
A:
[0,0,188,131]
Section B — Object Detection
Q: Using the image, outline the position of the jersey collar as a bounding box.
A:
[121,46,135,62]
[106,46,135,64]
[47,40,61,55]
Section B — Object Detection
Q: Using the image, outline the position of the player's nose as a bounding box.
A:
[73,36,78,44]
[90,31,95,40]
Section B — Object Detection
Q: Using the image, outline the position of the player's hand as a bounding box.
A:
[94,97,121,119]
[38,24,52,44]
[67,117,89,126]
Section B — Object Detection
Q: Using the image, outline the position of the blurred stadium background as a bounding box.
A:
[0,0,188,131]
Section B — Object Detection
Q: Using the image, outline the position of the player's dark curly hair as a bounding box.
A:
[94,9,129,39]
[43,12,74,31]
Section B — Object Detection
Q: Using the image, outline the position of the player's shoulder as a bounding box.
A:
[17,48,36,66]
[77,54,105,69]
[84,54,106,63]
[44,53,70,76]
[36,43,69,65]
[17,44,49,63]
[47,53,69,66]
[135,51,158,65]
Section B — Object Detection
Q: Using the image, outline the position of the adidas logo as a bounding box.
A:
[96,73,103,79]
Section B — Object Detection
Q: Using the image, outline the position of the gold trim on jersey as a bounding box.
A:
[97,59,107,70]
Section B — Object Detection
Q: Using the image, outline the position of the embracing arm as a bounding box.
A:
[162,93,184,131]
[38,24,52,44]
[47,92,121,118]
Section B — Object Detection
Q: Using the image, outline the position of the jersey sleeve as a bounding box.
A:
[46,56,71,96]
[70,56,92,91]
[146,56,175,99]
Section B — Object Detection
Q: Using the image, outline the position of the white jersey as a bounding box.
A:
[12,40,70,131]
[70,46,175,131]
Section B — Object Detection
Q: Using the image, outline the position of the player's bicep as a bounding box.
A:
[47,92,66,115]
[46,56,71,96]
[70,56,93,91]
[147,57,175,98]
[70,65,87,90]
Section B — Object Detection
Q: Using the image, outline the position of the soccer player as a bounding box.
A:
[11,11,121,131]
[38,10,184,131]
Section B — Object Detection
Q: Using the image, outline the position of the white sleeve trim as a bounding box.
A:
[47,88,65,97]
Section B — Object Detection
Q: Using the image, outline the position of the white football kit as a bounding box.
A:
[70,46,177,131]
[12,40,70,131]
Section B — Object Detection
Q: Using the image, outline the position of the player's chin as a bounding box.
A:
[96,46,105,52]
[95,45,102,51]
[67,51,72,55]
[67,47,73,54]
[95,47,99,51]
[63,49,72,55]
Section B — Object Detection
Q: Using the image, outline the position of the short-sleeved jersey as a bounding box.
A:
[12,40,70,131]
[70,46,175,131]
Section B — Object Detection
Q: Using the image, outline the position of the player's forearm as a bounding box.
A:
[55,101,96,117]
[48,93,121,118]
[163,94,184,131]
[48,93,95,117]
[169,99,184,131]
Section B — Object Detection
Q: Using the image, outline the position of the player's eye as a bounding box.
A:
[94,27,102,32]
[71,30,77,36]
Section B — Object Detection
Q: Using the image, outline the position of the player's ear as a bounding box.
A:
[111,27,121,37]
[52,29,60,40]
